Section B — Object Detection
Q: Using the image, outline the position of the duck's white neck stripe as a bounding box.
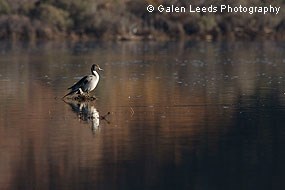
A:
[92,70,99,78]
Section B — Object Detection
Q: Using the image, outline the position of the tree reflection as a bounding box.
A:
[1,41,285,190]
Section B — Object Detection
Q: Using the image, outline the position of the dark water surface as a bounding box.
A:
[0,41,285,190]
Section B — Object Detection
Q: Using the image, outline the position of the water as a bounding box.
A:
[0,41,285,190]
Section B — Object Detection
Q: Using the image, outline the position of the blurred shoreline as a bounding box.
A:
[0,0,285,42]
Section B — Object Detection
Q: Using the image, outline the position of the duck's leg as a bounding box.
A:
[78,88,84,95]
[76,88,86,100]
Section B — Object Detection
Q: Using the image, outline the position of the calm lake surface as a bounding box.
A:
[0,41,285,190]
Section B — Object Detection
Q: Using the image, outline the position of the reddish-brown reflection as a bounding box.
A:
[0,41,285,190]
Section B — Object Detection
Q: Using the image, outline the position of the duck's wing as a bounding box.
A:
[63,75,94,99]
[68,76,89,91]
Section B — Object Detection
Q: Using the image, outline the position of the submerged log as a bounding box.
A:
[65,94,97,102]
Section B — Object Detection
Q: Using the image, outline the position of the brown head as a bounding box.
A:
[91,64,103,73]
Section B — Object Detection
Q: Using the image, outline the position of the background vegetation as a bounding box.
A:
[0,0,285,41]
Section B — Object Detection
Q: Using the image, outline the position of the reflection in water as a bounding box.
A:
[63,99,110,132]
[0,41,285,190]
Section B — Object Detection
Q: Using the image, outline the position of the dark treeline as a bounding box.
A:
[0,0,285,41]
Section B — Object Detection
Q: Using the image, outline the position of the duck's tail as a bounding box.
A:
[62,88,84,99]
[62,90,75,99]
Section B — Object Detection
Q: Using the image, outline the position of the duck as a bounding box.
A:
[63,64,103,98]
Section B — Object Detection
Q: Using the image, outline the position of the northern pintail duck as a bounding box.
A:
[63,64,103,98]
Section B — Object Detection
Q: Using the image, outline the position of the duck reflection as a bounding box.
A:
[63,100,109,132]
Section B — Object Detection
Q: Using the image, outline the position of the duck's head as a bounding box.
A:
[91,64,103,72]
